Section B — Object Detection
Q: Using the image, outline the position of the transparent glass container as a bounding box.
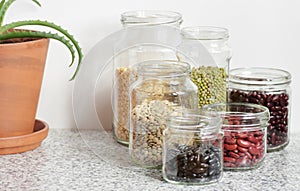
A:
[113,11,183,145]
[129,60,198,168]
[228,68,291,152]
[162,109,223,185]
[203,103,270,170]
[177,26,232,108]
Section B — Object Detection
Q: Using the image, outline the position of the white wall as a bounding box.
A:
[7,0,300,133]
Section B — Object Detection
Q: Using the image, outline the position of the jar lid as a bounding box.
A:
[121,10,182,26]
[229,67,291,86]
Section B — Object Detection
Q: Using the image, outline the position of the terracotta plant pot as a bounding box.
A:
[0,38,49,138]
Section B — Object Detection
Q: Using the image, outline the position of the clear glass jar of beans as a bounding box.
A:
[129,60,198,168]
[162,109,223,185]
[177,26,232,108]
[112,11,183,145]
[203,103,270,170]
[228,68,291,152]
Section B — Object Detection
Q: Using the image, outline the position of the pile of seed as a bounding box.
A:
[223,130,265,169]
[130,99,178,167]
[114,67,137,144]
[190,66,226,108]
[164,143,222,183]
[229,90,289,150]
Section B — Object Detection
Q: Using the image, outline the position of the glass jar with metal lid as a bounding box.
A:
[228,67,291,152]
[113,11,183,145]
[129,60,198,168]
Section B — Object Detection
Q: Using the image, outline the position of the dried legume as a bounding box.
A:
[190,66,226,108]
[229,90,289,150]
[222,114,266,169]
[113,67,137,144]
[164,143,222,183]
[130,99,178,167]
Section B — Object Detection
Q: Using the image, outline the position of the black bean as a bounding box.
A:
[165,144,221,182]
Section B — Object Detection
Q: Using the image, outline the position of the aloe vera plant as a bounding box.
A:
[0,0,83,80]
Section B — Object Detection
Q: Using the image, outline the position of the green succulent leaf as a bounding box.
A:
[0,0,41,26]
[0,20,83,69]
[32,0,41,7]
[0,29,82,80]
[0,0,5,11]
[0,0,83,80]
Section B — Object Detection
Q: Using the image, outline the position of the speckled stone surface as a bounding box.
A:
[1,128,300,191]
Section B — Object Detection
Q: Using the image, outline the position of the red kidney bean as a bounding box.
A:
[224,157,236,163]
[237,139,252,148]
[236,156,247,166]
[229,90,289,150]
[237,146,248,153]
[224,144,237,151]
[229,152,240,159]
[224,162,236,167]
[248,136,258,144]
[222,114,266,169]
[245,152,253,159]
[238,152,245,157]
[257,144,264,150]
[224,137,236,144]
[236,133,248,139]
[249,147,260,155]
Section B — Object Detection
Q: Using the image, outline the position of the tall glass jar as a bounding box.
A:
[162,109,223,185]
[113,11,183,145]
[177,26,232,108]
[203,103,269,170]
[129,60,198,168]
[228,68,291,152]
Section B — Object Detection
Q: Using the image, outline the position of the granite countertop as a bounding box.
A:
[1,128,300,191]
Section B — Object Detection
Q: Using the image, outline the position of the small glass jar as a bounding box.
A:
[162,109,223,185]
[177,26,232,108]
[129,60,198,168]
[113,11,183,145]
[203,103,270,170]
[228,68,291,152]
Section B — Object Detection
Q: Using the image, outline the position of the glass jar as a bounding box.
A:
[162,109,223,185]
[228,68,291,152]
[129,60,198,168]
[203,103,270,170]
[113,11,183,145]
[177,26,232,108]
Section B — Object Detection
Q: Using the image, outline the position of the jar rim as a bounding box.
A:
[181,26,229,40]
[229,67,291,86]
[166,109,222,132]
[136,60,191,78]
[121,10,183,26]
[202,103,270,131]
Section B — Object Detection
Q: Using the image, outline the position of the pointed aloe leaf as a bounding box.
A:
[0,20,83,68]
[0,0,41,26]
[31,0,41,7]
[0,30,81,80]
[0,0,5,11]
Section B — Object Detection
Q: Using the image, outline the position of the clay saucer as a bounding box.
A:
[0,119,49,155]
